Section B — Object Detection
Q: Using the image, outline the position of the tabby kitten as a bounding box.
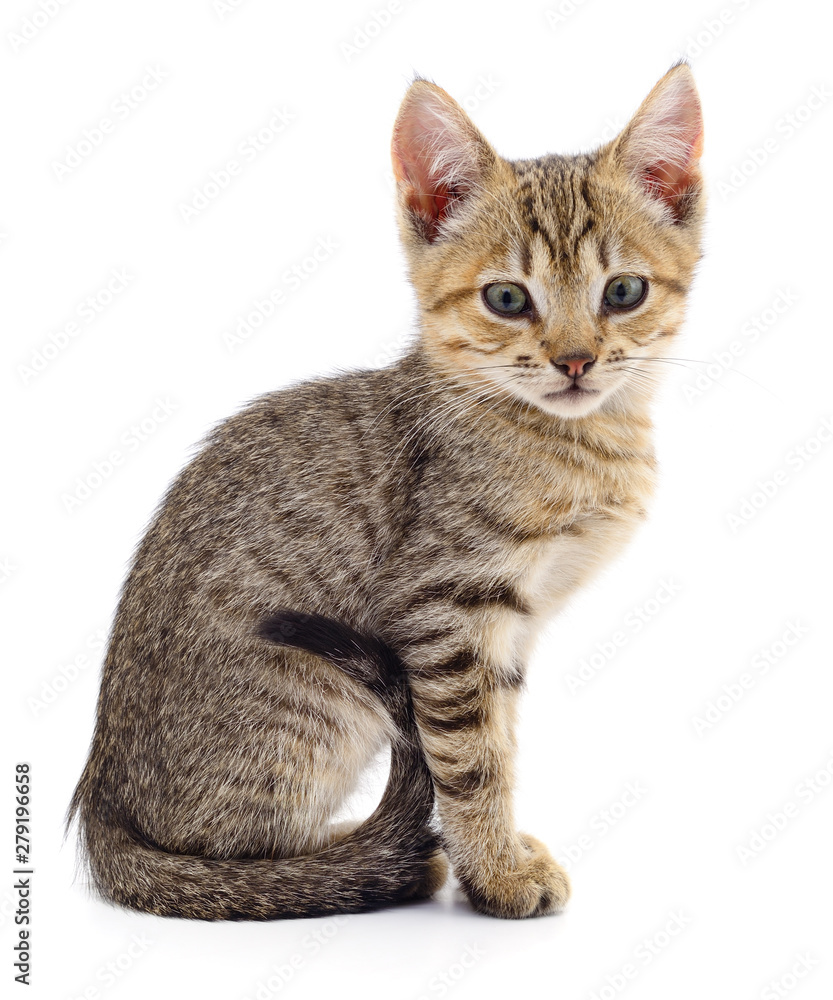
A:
[70,63,705,920]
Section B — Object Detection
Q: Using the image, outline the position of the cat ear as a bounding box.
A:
[614,63,704,222]
[392,79,496,242]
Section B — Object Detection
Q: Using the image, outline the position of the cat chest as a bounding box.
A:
[511,505,645,617]
[537,516,633,597]
[473,510,644,675]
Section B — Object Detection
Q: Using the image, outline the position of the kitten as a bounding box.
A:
[69,63,705,920]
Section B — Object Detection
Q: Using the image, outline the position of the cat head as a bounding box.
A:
[391,64,705,420]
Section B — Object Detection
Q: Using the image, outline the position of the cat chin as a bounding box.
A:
[537,397,607,419]
[509,385,610,419]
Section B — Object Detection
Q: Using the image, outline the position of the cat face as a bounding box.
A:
[392,66,705,420]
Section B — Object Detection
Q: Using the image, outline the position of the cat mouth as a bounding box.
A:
[542,385,600,401]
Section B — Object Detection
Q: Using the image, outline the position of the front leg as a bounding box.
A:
[400,596,571,918]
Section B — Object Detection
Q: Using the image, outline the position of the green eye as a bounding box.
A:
[484,282,529,316]
[604,274,646,309]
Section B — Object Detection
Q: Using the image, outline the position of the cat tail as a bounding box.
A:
[68,611,443,921]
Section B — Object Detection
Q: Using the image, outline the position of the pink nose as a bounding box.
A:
[552,355,596,378]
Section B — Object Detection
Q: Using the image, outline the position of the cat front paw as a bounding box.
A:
[458,834,571,919]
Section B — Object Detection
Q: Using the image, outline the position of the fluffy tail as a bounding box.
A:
[69,611,441,920]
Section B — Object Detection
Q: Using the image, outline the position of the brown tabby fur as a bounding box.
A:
[69,63,705,920]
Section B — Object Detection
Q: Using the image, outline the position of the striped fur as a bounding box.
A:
[69,64,704,920]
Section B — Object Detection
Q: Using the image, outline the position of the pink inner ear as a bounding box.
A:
[392,144,456,237]
[642,131,702,203]
[623,71,704,218]
[391,88,481,240]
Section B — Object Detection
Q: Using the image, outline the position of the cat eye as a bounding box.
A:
[483,282,530,316]
[603,274,647,310]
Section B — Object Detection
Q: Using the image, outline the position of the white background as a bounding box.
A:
[3,0,832,997]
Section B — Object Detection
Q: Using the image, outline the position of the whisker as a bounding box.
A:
[380,387,505,482]
[627,356,782,399]
[358,369,487,441]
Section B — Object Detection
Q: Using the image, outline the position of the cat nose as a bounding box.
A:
[551,355,596,378]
